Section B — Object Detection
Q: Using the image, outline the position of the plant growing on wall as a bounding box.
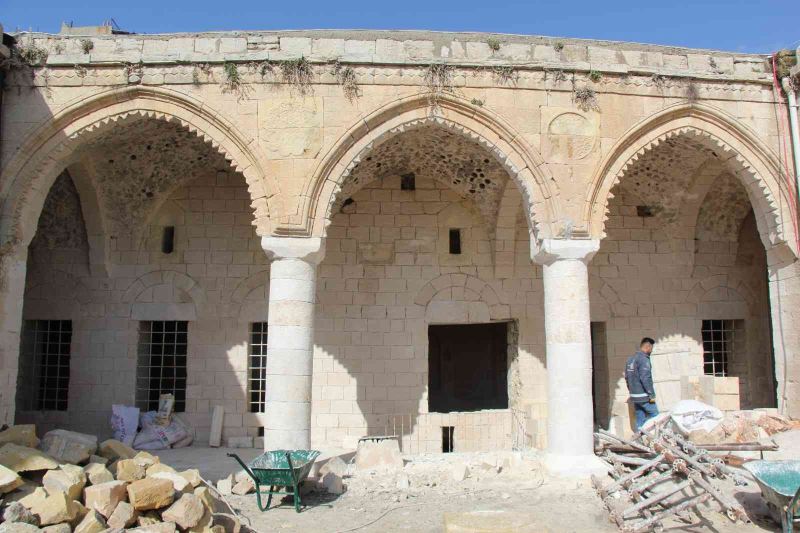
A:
[470,98,484,106]
[1,42,48,72]
[424,62,455,108]
[486,37,501,52]
[572,84,599,112]
[553,42,564,52]
[79,39,94,54]
[279,57,314,95]
[221,61,250,100]
[331,60,360,101]
[589,70,603,82]
[74,64,88,78]
[491,65,518,86]
[651,73,667,91]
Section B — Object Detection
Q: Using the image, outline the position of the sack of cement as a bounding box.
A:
[156,393,175,426]
[110,404,140,447]
[133,410,189,450]
[669,399,723,436]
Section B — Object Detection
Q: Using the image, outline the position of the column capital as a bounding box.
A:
[261,236,325,265]
[530,238,599,266]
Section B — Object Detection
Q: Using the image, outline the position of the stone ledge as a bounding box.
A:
[13,30,772,83]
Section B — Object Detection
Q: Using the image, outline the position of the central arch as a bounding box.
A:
[292,93,561,240]
[0,85,278,249]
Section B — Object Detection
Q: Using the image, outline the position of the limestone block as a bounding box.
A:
[0,463,24,494]
[133,451,160,468]
[87,455,108,465]
[40,525,71,533]
[225,436,253,448]
[127,478,175,511]
[280,37,312,55]
[146,463,177,477]
[128,523,177,533]
[354,439,403,472]
[107,500,137,529]
[74,510,107,533]
[43,464,87,501]
[713,376,739,394]
[84,462,114,485]
[0,425,39,448]
[137,510,162,526]
[231,477,254,495]
[17,487,48,510]
[115,459,146,482]
[451,463,470,482]
[0,443,60,472]
[322,472,343,494]
[215,475,232,495]
[0,523,40,532]
[178,469,202,489]
[98,439,136,461]
[212,513,241,533]
[161,493,205,529]
[2,501,39,526]
[30,491,84,526]
[150,471,191,493]
[84,480,129,518]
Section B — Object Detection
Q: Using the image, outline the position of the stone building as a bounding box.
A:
[0,27,798,473]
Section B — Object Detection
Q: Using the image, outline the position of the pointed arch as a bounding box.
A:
[0,85,277,249]
[586,102,797,258]
[281,92,561,241]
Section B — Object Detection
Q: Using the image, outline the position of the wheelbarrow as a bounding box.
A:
[228,449,320,513]
[744,460,800,532]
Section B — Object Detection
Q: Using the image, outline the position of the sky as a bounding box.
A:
[2,0,798,54]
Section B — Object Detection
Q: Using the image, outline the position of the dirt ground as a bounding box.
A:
[154,448,786,533]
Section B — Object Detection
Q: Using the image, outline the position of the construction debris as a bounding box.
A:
[592,407,800,532]
[0,424,251,532]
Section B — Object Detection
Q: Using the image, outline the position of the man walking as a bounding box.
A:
[625,337,658,431]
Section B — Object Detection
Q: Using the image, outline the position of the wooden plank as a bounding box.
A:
[209,405,224,447]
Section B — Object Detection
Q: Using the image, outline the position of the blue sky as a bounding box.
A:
[3,0,798,54]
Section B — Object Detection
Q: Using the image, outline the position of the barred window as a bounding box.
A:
[248,322,268,413]
[136,321,188,412]
[18,320,72,411]
[701,319,742,377]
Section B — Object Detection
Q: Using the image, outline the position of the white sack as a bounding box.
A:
[669,399,723,435]
[110,404,140,447]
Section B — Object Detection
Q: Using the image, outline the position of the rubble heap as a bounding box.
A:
[0,424,249,532]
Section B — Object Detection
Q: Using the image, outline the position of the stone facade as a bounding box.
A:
[1,29,798,471]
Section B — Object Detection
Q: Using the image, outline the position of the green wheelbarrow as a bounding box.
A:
[744,460,800,532]
[228,449,320,513]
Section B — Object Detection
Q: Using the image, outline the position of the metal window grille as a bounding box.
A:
[136,321,188,412]
[701,319,735,377]
[18,320,72,411]
[248,322,268,413]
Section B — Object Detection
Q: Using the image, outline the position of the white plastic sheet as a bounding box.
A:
[669,399,723,435]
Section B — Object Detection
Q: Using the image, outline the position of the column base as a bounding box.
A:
[544,453,609,478]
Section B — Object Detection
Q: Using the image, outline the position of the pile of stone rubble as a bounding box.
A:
[0,425,249,532]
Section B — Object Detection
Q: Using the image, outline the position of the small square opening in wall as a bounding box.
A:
[400,172,416,190]
[448,229,462,255]
[442,426,455,453]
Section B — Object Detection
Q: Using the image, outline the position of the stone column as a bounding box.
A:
[766,247,800,419]
[261,237,325,450]
[0,246,29,426]
[532,238,606,476]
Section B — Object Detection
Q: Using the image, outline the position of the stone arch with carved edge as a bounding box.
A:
[289,93,560,242]
[122,270,206,321]
[414,273,510,323]
[586,103,798,261]
[0,85,278,253]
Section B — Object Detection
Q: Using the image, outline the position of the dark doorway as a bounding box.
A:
[428,323,508,413]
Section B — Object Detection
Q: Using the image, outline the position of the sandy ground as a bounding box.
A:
[152,447,787,533]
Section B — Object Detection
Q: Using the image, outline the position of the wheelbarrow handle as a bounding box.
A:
[227,453,257,482]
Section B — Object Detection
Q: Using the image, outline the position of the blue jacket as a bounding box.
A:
[625,351,655,404]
